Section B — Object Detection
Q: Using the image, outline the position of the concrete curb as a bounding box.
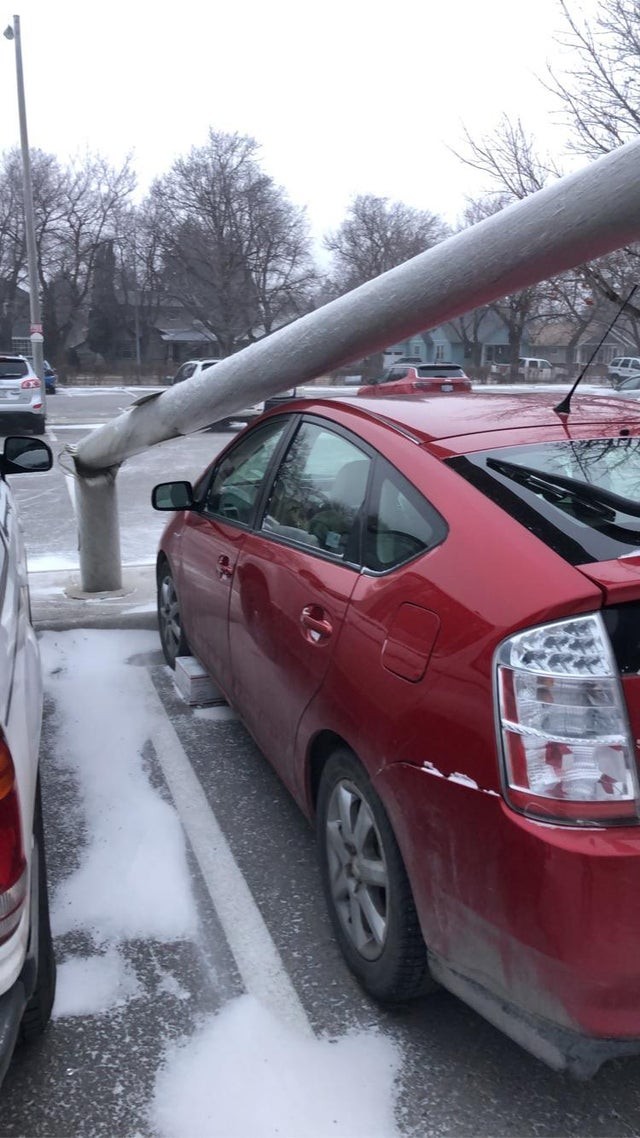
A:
[30,563,158,632]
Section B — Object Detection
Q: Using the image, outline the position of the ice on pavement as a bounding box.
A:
[41,627,402,1137]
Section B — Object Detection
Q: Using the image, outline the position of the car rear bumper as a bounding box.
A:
[376,761,640,1072]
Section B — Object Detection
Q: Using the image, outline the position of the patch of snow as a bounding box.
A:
[150,994,401,1138]
[53,948,141,1017]
[42,628,404,1138]
[42,629,198,943]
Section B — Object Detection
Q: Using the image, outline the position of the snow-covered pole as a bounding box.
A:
[70,138,640,591]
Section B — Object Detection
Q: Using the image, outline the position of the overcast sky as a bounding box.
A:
[0,0,596,242]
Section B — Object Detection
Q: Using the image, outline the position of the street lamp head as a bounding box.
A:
[3,24,14,40]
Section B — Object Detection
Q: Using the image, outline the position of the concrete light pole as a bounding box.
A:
[3,15,46,417]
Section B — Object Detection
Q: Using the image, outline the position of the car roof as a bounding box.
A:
[280,391,640,456]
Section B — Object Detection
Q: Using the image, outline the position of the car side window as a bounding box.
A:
[382,368,407,384]
[261,421,371,558]
[364,461,447,572]
[203,419,288,525]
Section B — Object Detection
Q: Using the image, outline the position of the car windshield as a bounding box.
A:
[448,438,640,565]
[0,359,27,379]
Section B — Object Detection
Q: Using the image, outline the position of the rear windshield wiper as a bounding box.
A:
[485,456,640,520]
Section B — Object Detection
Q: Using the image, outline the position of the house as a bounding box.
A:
[383,312,535,372]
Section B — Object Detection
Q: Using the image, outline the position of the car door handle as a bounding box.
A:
[217,555,233,581]
[300,605,333,642]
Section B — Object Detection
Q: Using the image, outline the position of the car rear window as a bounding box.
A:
[0,359,27,378]
[448,438,640,565]
[416,366,464,378]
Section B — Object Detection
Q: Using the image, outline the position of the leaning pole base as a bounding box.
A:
[74,465,123,593]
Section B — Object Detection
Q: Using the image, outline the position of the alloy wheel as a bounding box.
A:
[324,778,389,961]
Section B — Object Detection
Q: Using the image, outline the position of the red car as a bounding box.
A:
[153,389,640,1076]
[358,362,472,397]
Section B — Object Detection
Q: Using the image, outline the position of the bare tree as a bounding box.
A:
[0,150,27,348]
[324,194,449,296]
[454,115,560,200]
[547,0,640,157]
[38,152,136,362]
[145,130,317,356]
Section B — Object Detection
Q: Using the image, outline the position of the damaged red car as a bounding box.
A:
[153,389,640,1076]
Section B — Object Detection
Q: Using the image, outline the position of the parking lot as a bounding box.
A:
[2,387,640,1136]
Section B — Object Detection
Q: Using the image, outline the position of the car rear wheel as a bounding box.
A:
[317,748,433,1003]
[20,780,56,1043]
[157,561,190,668]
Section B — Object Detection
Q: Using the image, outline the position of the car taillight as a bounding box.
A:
[20,378,40,390]
[495,613,639,825]
[0,737,26,942]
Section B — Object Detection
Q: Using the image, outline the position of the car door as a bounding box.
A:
[177,418,290,692]
[228,418,372,792]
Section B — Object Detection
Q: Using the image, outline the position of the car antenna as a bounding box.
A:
[554,284,638,416]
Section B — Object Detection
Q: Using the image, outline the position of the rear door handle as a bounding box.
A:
[300,605,333,642]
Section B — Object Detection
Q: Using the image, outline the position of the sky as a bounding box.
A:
[0,0,598,243]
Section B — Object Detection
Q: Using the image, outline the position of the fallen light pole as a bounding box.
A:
[70,138,640,592]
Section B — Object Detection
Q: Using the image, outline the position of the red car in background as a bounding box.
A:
[153,389,640,1077]
[358,362,472,397]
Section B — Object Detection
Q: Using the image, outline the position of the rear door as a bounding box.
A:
[228,418,372,791]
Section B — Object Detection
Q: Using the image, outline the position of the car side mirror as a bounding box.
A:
[1,436,53,475]
[152,481,194,510]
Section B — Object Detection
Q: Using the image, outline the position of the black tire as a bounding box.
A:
[20,781,56,1043]
[30,416,46,435]
[157,560,190,668]
[317,747,434,1003]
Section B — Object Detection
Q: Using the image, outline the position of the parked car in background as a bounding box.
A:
[608,356,640,387]
[152,389,640,1076]
[490,357,556,380]
[611,375,640,396]
[0,357,45,433]
[168,359,264,424]
[25,360,57,396]
[43,362,56,395]
[358,363,472,396]
[0,433,55,1086]
[519,356,554,377]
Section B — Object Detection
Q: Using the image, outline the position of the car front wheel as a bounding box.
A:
[157,561,190,668]
[317,748,433,1003]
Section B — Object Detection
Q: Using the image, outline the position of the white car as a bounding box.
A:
[608,356,640,387]
[0,357,46,434]
[0,435,55,1085]
[168,359,265,423]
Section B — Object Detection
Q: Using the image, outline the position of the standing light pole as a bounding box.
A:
[3,14,46,417]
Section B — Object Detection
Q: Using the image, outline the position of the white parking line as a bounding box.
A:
[141,673,313,1037]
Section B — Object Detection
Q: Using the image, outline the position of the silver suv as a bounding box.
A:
[608,356,640,387]
[0,357,46,433]
[0,435,56,1086]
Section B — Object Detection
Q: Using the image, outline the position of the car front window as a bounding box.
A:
[203,418,288,525]
[261,421,371,558]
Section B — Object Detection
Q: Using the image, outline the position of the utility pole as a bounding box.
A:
[3,15,46,417]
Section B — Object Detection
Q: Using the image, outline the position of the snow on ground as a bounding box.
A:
[41,628,402,1138]
[150,994,401,1138]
